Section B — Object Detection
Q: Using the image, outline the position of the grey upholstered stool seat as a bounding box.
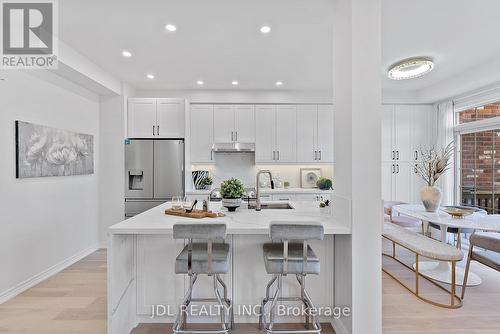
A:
[263,243,320,275]
[259,222,324,334]
[172,223,233,334]
[176,243,230,274]
[462,232,500,299]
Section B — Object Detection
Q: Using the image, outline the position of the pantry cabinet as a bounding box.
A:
[381,104,434,203]
[128,98,185,138]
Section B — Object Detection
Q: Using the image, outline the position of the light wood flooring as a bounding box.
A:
[1,245,499,333]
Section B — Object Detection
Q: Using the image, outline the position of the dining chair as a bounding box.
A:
[384,201,425,234]
[462,231,500,299]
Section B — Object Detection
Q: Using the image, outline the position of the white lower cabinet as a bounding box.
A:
[382,162,422,204]
[295,193,331,202]
[272,194,296,201]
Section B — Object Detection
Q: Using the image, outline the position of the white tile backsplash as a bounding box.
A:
[192,153,333,189]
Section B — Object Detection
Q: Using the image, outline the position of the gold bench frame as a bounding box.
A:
[382,235,463,309]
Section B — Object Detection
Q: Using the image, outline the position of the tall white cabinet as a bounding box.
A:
[381,104,434,203]
[128,98,185,138]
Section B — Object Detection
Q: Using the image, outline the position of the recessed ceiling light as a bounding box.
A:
[260,25,271,34]
[388,57,434,80]
[196,80,204,85]
[232,81,239,86]
[165,24,177,32]
[275,81,283,86]
[121,50,132,58]
[146,74,155,79]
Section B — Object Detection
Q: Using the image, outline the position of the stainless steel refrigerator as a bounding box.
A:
[125,139,184,217]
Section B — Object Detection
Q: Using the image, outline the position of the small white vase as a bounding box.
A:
[420,186,442,212]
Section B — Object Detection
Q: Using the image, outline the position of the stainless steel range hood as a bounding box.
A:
[211,142,255,153]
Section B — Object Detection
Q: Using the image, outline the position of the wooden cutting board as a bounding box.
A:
[165,208,222,219]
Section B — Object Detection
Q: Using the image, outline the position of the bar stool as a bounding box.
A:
[172,223,234,334]
[259,222,324,334]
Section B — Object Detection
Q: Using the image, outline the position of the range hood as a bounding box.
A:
[211,142,255,153]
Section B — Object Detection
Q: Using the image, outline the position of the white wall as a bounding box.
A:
[0,70,100,301]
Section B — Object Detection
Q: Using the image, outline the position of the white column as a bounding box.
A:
[333,0,382,333]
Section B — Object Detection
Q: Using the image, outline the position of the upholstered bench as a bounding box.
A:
[382,223,464,308]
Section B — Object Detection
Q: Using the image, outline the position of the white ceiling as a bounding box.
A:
[382,0,500,93]
[59,0,334,91]
[59,0,500,95]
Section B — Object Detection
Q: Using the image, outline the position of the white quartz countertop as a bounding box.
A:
[186,188,333,195]
[109,201,350,235]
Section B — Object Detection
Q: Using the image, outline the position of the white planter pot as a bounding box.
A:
[420,186,442,212]
[222,198,241,212]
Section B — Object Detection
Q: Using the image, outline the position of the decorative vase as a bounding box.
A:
[420,186,442,212]
[222,198,241,212]
[192,170,209,190]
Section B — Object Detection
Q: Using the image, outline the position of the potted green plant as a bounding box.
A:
[316,177,333,190]
[220,178,245,212]
[200,176,213,190]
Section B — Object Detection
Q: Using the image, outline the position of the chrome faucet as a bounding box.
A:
[256,170,274,211]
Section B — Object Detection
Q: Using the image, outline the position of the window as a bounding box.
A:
[456,103,500,213]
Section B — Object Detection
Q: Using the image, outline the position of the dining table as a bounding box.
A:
[392,204,500,287]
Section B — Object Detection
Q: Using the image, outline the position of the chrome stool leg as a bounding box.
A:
[259,275,278,329]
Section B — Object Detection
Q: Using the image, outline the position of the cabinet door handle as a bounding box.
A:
[396,151,400,160]
[319,151,322,160]
[157,125,160,136]
[235,131,238,141]
[314,151,317,160]
[396,164,400,173]
[392,164,395,174]
[152,125,155,136]
[392,150,395,160]
[414,165,418,174]
[415,150,418,160]
[272,151,275,160]
[210,150,213,161]
[277,151,280,161]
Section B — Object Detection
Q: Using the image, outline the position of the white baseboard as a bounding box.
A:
[0,244,99,304]
[331,318,350,334]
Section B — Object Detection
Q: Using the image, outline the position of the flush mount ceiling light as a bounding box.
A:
[387,57,434,80]
[121,50,132,58]
[196,80,204,85]
[146,74,155,79]
[260,25,271,34]
[165,24,177,32]
[231,81,239,86]
[275,81,283,86]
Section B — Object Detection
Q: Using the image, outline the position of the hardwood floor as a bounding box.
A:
[1,245,499,333]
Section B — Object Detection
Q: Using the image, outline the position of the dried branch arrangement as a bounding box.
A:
[415,142,454,187]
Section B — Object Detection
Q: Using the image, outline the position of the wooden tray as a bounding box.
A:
[165,208,222,219]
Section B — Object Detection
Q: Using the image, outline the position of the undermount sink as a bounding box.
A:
[248,203,294,210]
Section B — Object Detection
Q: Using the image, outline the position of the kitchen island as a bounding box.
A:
[108,200,351,334]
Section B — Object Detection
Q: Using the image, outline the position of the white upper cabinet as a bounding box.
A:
[190,104,214,163]
[213,104,255,143]
[296,104,334,163]
[128,98,185,138]
[411,105,433,161]
[234,104,255,142]
[213,105,235,142]
[156,98,185,138]
[276,105,297,162]
[393,105,412,162]
[381,105,394,162]
[255,105,276,163]
[317,104,334,162]
[128,99,157,138]
[297,105,317,162]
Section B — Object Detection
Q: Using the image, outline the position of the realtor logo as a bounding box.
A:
[1,0,58,69]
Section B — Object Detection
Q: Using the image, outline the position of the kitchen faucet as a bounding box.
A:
[255,170,274,211]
